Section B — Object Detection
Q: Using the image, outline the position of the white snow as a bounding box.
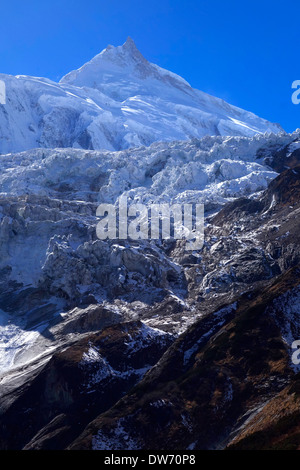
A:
[0,308,43,372]
[0,38,283,155]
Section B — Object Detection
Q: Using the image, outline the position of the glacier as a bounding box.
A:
[0,130,299,374]
[1,132,296,214]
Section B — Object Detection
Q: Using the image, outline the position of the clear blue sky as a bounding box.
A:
[0,0,299,132]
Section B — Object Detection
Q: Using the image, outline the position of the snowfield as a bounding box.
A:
[0,38,283,155]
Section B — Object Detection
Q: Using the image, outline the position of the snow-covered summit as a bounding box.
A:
[60,37,192,94]
[0,38,283,154]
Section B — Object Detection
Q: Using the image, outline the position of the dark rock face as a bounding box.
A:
[0,321,173,450]
[264,142,300,173]
[227,374,300,450]
[68,267,300,450]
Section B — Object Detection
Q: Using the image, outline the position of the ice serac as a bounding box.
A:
[0,38,283,154]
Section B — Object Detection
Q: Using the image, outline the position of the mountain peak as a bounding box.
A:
[60,38,154,89]
[123,36,138,50]
[97,37,144,65]
[102,37,148,69]
[56,40,283,141]
[102,37,139,55]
